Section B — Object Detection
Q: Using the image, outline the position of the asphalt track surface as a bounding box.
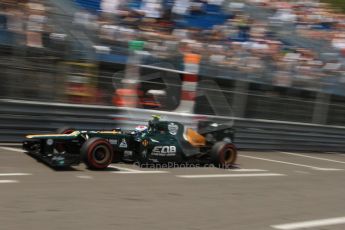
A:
[1,146,345,230]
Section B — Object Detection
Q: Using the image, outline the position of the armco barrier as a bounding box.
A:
[0,99,345,152]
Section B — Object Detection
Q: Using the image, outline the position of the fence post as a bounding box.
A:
[174,52,201,113]
[312,92,330,124]
[232,80,249,117]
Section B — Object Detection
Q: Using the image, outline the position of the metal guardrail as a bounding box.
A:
[1,99,345,152]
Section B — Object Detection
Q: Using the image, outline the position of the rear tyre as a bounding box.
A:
[56,126,75,134]
[81,138,114,170]
[211,141,237,168]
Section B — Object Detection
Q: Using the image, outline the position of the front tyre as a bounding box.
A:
[55,127,76,153]
[81,138,114,170]
[56,126,75,134]
[211,141,237,168]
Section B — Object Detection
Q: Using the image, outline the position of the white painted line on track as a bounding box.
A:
[294,171,311,175]
[313,168,344,171]
[177,173,285,178]
[279,151,345,164]
[112,171,169,174]
[108,165,144,172]
[271,216,345,229]
[0,173,32,176]
[240,155,343,171]
[0,180,19,183]
[0,147,25,153]
[109,165,169,174]
[76,175,93,179]
[229,169,268,172]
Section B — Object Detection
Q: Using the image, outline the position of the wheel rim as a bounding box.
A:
[223,147,236,164]
[92,145,111,164]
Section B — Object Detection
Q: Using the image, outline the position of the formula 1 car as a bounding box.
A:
[23,116,237,169]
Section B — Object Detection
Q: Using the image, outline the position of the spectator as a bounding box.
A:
[26,2,47,48]
[6,4,25,45]
[141,0,163,19]
[73,9,98,30]
[172,0,190,18]
[0,5,7,30]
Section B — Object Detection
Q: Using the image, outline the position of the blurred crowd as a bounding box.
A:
[0,0,345,97]
[0,0,46,47]
[90,0,345,91]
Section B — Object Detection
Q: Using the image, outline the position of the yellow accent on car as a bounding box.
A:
[97,131,121,134]
[26,131,80,139]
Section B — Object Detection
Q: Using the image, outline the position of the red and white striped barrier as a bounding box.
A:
[174,53,201,113]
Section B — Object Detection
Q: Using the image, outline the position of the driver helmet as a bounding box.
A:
[149,115,161,131]
[151,115,160,122]
[135,125,148,132]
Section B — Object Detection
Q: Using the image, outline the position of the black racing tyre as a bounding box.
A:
[211,141,237,168]
[81,138,114,170]
[55,127,76,153]
[54,127,75,153]
[56,126,75,134]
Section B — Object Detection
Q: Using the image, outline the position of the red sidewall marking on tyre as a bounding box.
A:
[87,141,113,169]
[219,144,236,165]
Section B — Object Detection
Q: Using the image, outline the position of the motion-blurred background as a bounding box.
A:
[0,0,345,127]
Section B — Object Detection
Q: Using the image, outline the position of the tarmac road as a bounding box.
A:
[0,146,345,230]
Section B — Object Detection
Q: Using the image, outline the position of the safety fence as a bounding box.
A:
[1,54,345,126]
[1,99,344,152]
